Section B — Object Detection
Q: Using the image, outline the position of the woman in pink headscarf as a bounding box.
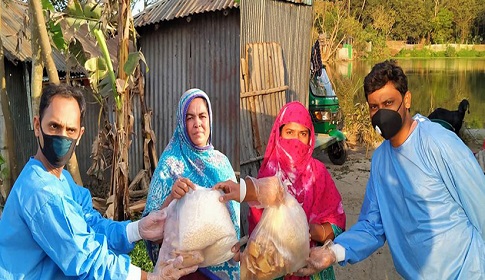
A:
[248,101,346,280]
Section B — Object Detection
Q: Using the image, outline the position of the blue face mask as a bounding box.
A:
[38,125,77,168]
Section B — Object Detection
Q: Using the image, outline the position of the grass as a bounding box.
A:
[128,214,154,272]
[332,73,382,152]
[129,240,154,272]
[395,47,485,58]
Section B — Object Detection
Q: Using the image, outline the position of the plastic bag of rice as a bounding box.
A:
[159,186,238,267]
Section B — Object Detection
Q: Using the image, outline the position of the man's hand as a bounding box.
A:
[213,180,240,202]
[248,176,286,207]
[294,241,337,276]
[138,209,167,241]
[147,256,199,280]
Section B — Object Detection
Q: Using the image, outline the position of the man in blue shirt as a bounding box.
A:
[0,84,200,279]
[297,60,485,279]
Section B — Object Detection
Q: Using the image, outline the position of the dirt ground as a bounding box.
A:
[313,128,485,280]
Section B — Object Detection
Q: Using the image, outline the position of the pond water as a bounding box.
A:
[330,58,485,129]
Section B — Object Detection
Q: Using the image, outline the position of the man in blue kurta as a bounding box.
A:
[297,60,485,279]
[0,84,200,279]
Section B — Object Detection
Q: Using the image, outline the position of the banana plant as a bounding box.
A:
[42,0,148,220]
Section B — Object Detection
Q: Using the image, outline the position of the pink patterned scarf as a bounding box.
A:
[248,102,346,279]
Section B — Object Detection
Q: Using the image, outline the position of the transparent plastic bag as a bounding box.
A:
[241,186,310,280]
[159,187,238,267]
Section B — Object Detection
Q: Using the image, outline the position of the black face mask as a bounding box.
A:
[371,101,404,140]
[38,125,77,168]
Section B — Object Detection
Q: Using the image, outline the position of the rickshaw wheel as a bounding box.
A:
[327,141,347,165]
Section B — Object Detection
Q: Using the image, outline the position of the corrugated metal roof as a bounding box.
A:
[278,0,313,5]
[134,0,238,27]
[1,0,118,73]
[1,1,31,62]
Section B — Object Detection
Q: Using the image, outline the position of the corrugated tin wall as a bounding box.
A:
[241,0,312,106]
[76,91,104,191]
[5,61,36,168]
[239,0,313,178]
[134,9,240,173]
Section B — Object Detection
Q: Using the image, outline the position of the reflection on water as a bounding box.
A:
[330,59,485,129]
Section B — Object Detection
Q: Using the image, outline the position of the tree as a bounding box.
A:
[391,0,433,43]
[431,8,454,43]
[111,0,132,221]
[29,0,85,186]
[370,5,396,39]
[313,1,350,61]
[449,0,481,43]
[44,0,151,220]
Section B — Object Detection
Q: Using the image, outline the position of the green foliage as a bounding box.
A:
[85,57,109,80]
[129,213,153,272]
[332,73,382,150]
[370,5,396,37]
[124,52,148,76]
[313,1,355,60]
[85,56,111,103]
[69,39,89,70]
[340,17,367,55]
[63,0,106,33]
[395,47,485,58]
[444,46,457,57]
[365,35,390,60]
[387,0,433,42]
[456,48,485,57]
[313,0,485,59]
[431,9,454,44]
[42,0,68,51]
[466,118,483,129]
[0,154,9,182]
[449,0,483,43]
[91,28,120,108]
[395,48,432,58]
[129,240,154,272]
[354,24,390,60]
[342,0,485,46]
[344,102,382,151]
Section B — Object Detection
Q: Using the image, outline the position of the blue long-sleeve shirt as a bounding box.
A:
[335,115,485,279]
[0,158,135,279]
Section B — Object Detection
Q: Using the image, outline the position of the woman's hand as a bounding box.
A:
[231,241,241,262]
[171,177,196,199]
[309,222,334,243]
[232,235,249,262]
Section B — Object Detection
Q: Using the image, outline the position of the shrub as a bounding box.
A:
[129,240,154,272]
[444,46,457,57]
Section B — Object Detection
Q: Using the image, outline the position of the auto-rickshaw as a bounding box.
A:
[309,66,347,165]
